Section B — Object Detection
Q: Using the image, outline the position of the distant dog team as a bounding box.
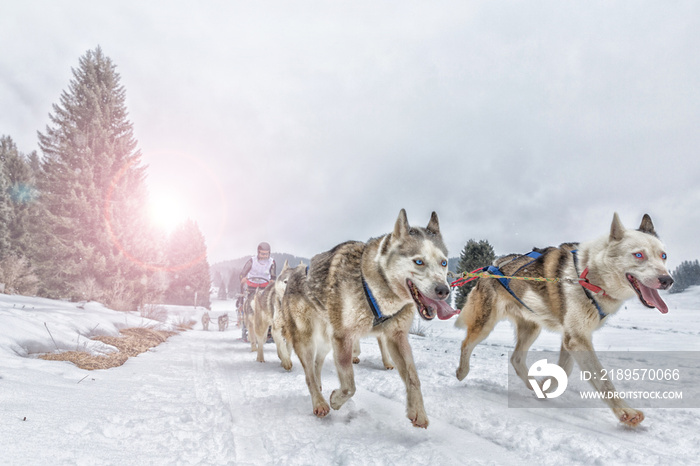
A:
[210,211,672,428]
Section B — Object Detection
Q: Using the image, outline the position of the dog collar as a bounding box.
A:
[361,276,395,327]
[571,250,607,320]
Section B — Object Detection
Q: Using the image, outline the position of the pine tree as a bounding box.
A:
[0,139,14,259]
[227,268,241,298]
[36,47,159,308]
[0,136,39,259]
[454,239,496,310]
[669,260,700,294]
[213,271,227,300]
[0,136,41,294]
[163,219,212,309]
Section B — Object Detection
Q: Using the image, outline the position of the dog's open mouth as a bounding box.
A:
[407,279,458,321]
[626,274,669,314]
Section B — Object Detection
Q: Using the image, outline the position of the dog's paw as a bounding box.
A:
[384,364,394,370]
[313,401,330,418]
[256,356,265,363]
[456,366,469,381]
[330,389,351,410]
[352,357,360,364]
[330,390,341,409]
[617,408,645,427]
[408,411,429,429]
[281,360,292,371]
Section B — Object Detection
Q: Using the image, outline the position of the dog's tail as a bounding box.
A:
[454,306,468,329]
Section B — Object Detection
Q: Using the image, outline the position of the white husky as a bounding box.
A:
[455,213,673,426]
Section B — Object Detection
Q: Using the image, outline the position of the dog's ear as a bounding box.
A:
[638,214,658,237]
[393,208,410,239]
[426,211,440,235]
[610,212,625,241]
[281,260,289,273]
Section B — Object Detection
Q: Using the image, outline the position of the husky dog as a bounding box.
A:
[202,312,211,331]
[455,213,673,426]
[253,261,292,363]
[275,264,308,371]
[281,209,457,428]
[243,294,258,352]
[276,264,395,372]
[218,313,229,332]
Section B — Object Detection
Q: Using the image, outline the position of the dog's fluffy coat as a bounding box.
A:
[455,213,673,426]
[279,209,456,427]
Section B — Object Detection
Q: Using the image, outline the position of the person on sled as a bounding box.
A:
[238,242,276,341]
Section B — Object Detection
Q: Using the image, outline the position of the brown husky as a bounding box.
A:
[253,261,292,363]
[273,264,394,372]
[280,209,457,428]
[455,213,673,426]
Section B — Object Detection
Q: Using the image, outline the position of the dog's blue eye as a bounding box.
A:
[414,259,424,266]
[441,260,448,267]
[633,252,644,259]
[661,253,667,260]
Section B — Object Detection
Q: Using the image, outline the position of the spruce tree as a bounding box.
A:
[0,136,41,294]
[0,140,13,259]
[454,239,496,310]
[670,260,700,294]
[163,219,212,309]
[227,268,241,298]
[214,271,227,300]
[0,136,39,259]
[36,47,159,308]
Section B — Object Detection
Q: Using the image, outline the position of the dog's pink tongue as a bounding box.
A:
[640,285,669,314]
[423,296,459,320]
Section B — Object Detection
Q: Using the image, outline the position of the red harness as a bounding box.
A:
[578,267,607,296]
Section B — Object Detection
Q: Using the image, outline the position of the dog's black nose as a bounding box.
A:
[659,275,674,290]
[435,284,450,299]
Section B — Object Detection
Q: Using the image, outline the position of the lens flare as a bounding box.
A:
[104,153,227,272]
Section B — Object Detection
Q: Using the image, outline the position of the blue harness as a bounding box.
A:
[361,277,396,327]
[309,264,398,326]
[483,250,542,313]
[485,249,607,320]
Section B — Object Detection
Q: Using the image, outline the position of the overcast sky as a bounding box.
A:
[1,1,699,268]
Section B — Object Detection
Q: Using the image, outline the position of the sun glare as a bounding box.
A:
[149,191,188,233]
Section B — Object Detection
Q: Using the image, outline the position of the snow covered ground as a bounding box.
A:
[2,288,700,465]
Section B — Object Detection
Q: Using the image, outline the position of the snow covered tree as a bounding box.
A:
[0,136,40,259]
[0,136,41,295]
[35,47,160,308]
[669,260,700,294]
[227,268,242,298]
[0,141,14,259]
[454,239,496,310]
[213,270,227,300]
[163,219,211,309]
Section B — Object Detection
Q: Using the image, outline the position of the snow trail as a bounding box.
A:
[2,291,700,464]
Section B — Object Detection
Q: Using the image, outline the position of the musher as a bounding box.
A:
[238,242,276,341]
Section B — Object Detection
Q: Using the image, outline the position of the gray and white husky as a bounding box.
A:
[279,209,458,428]
[253,261,292,364]
[455,213,673,426]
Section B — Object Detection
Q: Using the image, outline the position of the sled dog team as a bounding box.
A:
[232,210,674,428]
